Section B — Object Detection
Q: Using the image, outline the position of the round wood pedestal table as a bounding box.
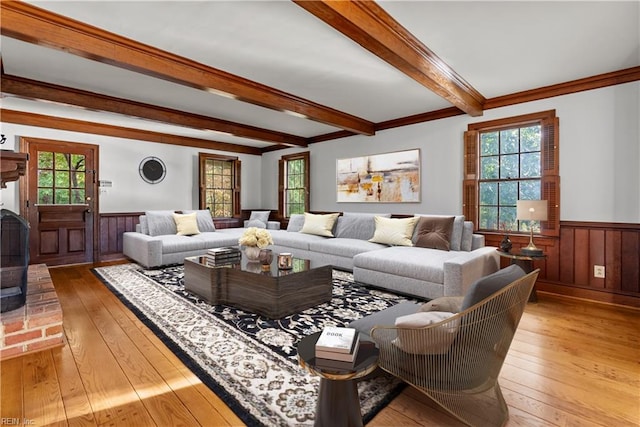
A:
[297,331,379,427]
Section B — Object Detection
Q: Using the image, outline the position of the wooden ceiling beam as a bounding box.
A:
[0,1,375,136]
[0,109,263,155]
[294,1,485,117]
[1,74,308,147]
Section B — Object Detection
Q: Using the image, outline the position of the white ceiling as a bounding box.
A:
[1,1,639,150]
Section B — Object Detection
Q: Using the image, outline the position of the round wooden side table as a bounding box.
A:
[497,249,546,302]
[297,331,379,427]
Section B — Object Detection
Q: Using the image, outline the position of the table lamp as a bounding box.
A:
[516,200,547,256]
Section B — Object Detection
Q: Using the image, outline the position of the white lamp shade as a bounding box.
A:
[516,200,548,221]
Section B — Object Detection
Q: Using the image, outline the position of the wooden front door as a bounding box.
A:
[21,138,98,266]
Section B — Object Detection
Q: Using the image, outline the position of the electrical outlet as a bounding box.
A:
[594,265,606,279]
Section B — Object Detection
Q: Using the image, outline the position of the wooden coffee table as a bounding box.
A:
[184,254,333,318]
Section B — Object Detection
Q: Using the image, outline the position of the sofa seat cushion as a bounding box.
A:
[189,232,239,248]
[270,230,328,250]
[309,238,388,259]
[156,235,208,254]
[354,246,465,284]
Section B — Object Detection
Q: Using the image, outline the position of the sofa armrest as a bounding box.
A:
[443,247,500,296]
[123,232,163,268]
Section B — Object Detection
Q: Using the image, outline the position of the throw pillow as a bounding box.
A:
[461,264,526,310]
[249,210,270,224]
[173,212,200,236]
[414,216,455,251]
[419,296,463,314]
[393,311,459,355]
[300,212,340,237]
[369,216,418,246]
[146,210,177,236]
[181,209,216,232]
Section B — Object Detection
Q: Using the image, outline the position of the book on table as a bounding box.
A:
[315,327,360,362]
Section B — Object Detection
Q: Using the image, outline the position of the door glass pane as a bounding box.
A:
[38,171,53,187]
[55,153,70,170]
[71,154,86,171]
[38,188,53,204]
[55,171,70,187]
[55,189,70,204]
[38,152,53,169]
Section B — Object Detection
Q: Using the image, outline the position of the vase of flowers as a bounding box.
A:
[239,227,274,261]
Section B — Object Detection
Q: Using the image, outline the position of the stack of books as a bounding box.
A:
[314,326,360,369]
[205,247,241,266]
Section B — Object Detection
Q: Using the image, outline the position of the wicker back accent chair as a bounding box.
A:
[370,269,539,427]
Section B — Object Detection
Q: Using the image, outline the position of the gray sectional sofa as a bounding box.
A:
[122,210,499,299]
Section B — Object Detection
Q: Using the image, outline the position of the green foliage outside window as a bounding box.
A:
[36,151,86,205]
[285,158,306,216]
[479,125,542,232]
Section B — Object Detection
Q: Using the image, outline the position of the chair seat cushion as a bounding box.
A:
[349,301,421,340]
[393,311,459,355]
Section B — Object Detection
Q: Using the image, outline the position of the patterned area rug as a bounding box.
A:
[92,263,414,426]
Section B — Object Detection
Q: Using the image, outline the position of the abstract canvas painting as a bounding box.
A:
[336,149,420,203]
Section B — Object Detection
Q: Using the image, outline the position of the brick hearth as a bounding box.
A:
[1,264,64,360]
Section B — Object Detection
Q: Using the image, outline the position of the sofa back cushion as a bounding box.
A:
[146,210,177,236]
[182,209,216,232]
[461,221,474,251]
[335,212,391,240]
[138,215,149,235]
[413,214,465,251]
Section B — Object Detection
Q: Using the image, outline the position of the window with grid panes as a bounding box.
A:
[478,125,542,232]
[36,151,86,204]
[199,153,241,218]
[463,110,560,237]
[279,152,309,217]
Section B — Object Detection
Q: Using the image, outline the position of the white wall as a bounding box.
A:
[0,125,262,213]
[2,82,638,223]
[263,82,640,223]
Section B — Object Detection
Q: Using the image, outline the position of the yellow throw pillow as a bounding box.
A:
[173,212,200,236]
[369,216,418,246]
[299,212,340,237]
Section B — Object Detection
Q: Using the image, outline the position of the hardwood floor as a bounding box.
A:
[2,262,639,426]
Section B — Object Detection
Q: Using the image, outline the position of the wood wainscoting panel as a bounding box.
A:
[99,212,141,261]
[620,231,640,293]
[482,221,640,307]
